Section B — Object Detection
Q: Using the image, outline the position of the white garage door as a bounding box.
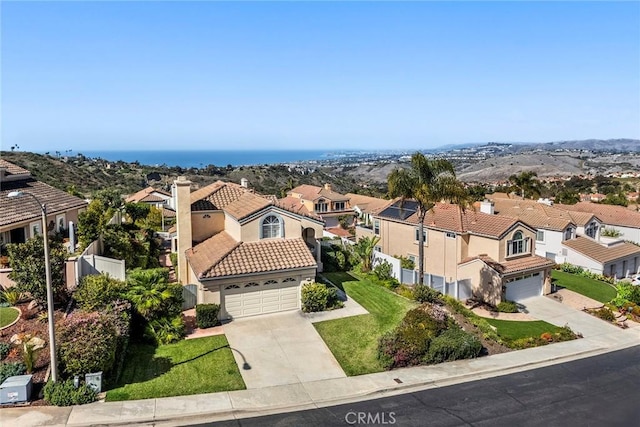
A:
[222,278,300,319]
[505,272,543,302]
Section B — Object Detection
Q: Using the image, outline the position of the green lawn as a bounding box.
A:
[106,335,245,401]
[0,307,20,328]
[485,318,564,341]
[315,272,416,376]
[551,270,617,303]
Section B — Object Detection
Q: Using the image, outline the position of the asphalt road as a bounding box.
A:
[193,345,640,427]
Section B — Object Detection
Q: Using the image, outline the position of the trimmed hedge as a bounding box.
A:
[44,380,97,406]
[74,274,127,311]
[196,304,220,329]
[301,282,343,313]
[496,300,519,313]
[557,263,615,284]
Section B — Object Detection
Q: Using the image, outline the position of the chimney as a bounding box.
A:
[0,167,6,183]
[324,183,332,192]
[480,200,494,215]
[240,178,249,188]
[174,176,193,284]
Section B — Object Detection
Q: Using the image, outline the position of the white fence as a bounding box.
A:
[372,252,402,281]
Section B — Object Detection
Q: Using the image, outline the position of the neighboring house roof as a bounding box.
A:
[187,232,316,279]
[556,202,640,229]
[489,198,597,231]
[459,254,555,276]
[325,226,353,238]
[0,177,88,227]
[345,193,390,214]
[0,159,30,177]
[191,181,248,211]
[125,187,171,204]
[289,184,350,202]
[275,196,313,217]
[488,192,523,200]
[562,237,640,264]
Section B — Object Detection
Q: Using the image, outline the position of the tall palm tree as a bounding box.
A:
[388,153,470,286]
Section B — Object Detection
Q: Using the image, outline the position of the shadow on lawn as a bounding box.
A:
[174,344,230,366]
[321,271,359,292]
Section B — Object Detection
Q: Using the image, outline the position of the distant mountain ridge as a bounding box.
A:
[433,139,640,153]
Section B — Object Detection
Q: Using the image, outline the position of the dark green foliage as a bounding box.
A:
[395,255,415,270]
[424,327,482,364]
[594,307,616,322]
[145,315,186,345]
[108,300,132,384]
[373,260,393,281]
[496,300,519,313]
[321,243,356,272]
[57,312,118,376]
[0,362,26,384]
[413,285,441,303]
[301,282,331,312]
[7,235,68,308]
[78,199,111,249]
[124,202,151,224]
[74,274,128,311]
[196,304,220,329]
[44,380,97,406]
[93,188,124,210]
[442,295,504,345]
[0,342,10,360]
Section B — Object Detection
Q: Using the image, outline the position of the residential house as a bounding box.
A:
[126,186,176,225]
[0,159,87,286]
[485,198,640,278]
[345,193,390,229]
[358,200,555,305]
[281,184,356,229]
[556,202,640,245]
[173,177,325,320]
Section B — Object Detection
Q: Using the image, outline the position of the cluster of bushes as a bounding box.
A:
[610,283,640,307]
[44,380,97,406]
[0,288,23,306]
[301,282,343,312]
[0,342,10,360]
[321,243,358,272]
[557,263,615,284]
[496,300,519,313]
[592,306,616,322]
[377,304,482,369]
[0,361,26,384]
[196,304,220,328]
[413,285,441,304]
[508,326,579,350]
[441,295,504,345]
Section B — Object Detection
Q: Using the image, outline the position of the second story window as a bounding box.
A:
[415,228,427,244]
[334,201,345,211]
[374,220,380,235]
[507,230,529,256]
[564,227,575,241]
[261,215,282,239]
[536,230,545,242]
[314,200,328,212]
[585,222,598,239]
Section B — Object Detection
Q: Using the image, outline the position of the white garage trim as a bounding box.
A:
[504,272,543,302]
[222,277,300,319]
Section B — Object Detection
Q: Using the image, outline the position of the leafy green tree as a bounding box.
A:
[387,153,470,285]
[142,206,164,230]
[555,189,580,205]
[353,236,381,272]
[93,188,124,211]
[74,274,128,311]
[7,235,68,308]
[601,191,628,207]
[124,202,150,224]
[508,171,542,199]
[77,199,110,249]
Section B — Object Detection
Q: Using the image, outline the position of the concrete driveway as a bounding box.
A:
[519,296,621,339]
[223,311,346,389]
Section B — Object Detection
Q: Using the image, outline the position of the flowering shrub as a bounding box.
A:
[10,333,45,373]
[57,311,118,376]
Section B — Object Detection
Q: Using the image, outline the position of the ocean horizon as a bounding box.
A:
[70,150,335,168]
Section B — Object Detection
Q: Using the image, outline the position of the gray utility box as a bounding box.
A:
[0,375,33,404]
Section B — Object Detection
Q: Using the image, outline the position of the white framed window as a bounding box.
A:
[56,214,66,233]
[445,232,456,239]
[415,228,427,244]
[564,227,575,241]
[30,221,42,237]
[314,200,328,212]
[374,220,380,235]
[507,231,529,256]
[585,221,598,239]
[334,201,345,211]
[536,230,545,242]
[261,214,283,239]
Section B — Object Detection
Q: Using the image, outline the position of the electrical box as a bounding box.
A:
[85,371,103,393]
[0,375,33,404]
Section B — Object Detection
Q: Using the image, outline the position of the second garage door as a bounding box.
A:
[222,278,300,319]
[504,272,543,302]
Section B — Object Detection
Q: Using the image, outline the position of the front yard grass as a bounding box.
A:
[0,307,20,328]
[485,318,564,341]
[552,270,617,303]
[106,335,245,401]
[315,272,416,376]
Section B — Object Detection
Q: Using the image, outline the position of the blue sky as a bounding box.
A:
[2,1,639,152]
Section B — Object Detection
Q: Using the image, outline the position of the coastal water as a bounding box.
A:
[77,150,332,168]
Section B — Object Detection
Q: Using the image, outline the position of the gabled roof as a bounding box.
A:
[0,178,88,227]
[190,181,248,211]
[459,254,555,276]
[275,196,313,217]
[489,198,589,232]
[186,233,316,279]
[344,193,390,214]
[556,202,640,229]
[289,184,350,202]
[125,187,171,204]
[562,236,640,264]
[223,192,273,221]
[0,159,30,177]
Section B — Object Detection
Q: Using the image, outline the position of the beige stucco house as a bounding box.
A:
[173,177,325,320]
[280,184,356,229]
[357,200,554,305]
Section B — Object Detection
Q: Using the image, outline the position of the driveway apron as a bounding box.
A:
[223,311,346,389]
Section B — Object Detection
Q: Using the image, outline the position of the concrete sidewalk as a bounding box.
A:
[3,320,639,427]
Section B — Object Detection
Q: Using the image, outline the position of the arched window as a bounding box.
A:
[507,230,528,256]
[282,278,296,283]
[264,280,278,286]
[225,284,240,289]
[261,215,282,239]
[245,282,259,287]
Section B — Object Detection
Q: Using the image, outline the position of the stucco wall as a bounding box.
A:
[466,234,500,262]
[240,210,309,242]
[457,260,502,306]
[191,211,225,243]
[500,226,536,261]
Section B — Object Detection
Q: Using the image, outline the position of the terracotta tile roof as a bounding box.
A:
[379,202,520,238]
[0,159,30,176]
[276,196,313,216]
[0,178,88,227]
[289,184,349,202]
[223,192,272,221]
[187,233,316,279]
[489,198,586,231]
[345,193,390,214]
[459,254,555,275]
[556,202,640,229]
[190,181,248,211]
[562,236,640,264]
[125,187,170,203]
[325,227,353,238]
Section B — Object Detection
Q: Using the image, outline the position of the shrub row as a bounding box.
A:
[508,326,578,350]
[44,379,97,406]
[496,301,519,313]
[557,263,615,284]
[442,295,504,345]
[196,303,220,328]
[611,283,640,307]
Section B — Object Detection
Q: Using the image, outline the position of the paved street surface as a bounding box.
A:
[193,345,640,427]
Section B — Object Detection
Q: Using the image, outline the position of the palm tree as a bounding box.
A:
[388,153,470,286]
[353,235,381,272]
[508,171,541,199]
